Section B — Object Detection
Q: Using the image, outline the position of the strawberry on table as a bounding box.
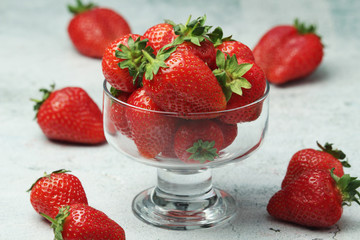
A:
[28,170,88,219]
[253,19,323,84]
[267,169,360,228]
[102,34,154,92]
[31,85,105,144]
[281,142,350,188]
[67,0,131,58]
[42,204,125,240]
[174,120,224,163]
[126,88,178,158]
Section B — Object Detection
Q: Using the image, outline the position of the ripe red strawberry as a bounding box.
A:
[213,51,266,123]
[253,19,323,84]
[102,34,154,92]
[216,40,254,62]
[108,87,132,138]
[174,120,224,163]
[126,88,177,158]
[144,16,216,68]
[28,170,88,219]
[159,119,185,158]
[142,48,226,116]
[267,169,360,228]
[143,23,176,53]
[43,204,125,240]
[177,39,217,69]
[67,0,131,58]
[210,28,254,62]
[32,85,105,144]
[213,120,238,149]
[281,142,350,188]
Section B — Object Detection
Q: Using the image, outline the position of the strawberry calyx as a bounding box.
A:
[166,15,213,47]
[68,0,97,15]
[207,27,233,47]
[27,169,71,192]
[294,18,318,35]
[186,140,218,163]
[115,36,154,86]
[30,84,55,118]
[110,86,123,98]
[331,169,360,206]
[213,50,252,101]
[109,87,125,106]
[142,44,177,80]
[317,141,350,167]
[41,206,71,240]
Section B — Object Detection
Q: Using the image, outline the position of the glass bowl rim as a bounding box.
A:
[103,79,270,116]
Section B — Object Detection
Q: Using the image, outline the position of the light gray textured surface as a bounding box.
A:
[1,0,359,239]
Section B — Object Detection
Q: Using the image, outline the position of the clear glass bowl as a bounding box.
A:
[103,79,270,230]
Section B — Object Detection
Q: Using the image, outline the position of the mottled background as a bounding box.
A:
[1,0,359,239]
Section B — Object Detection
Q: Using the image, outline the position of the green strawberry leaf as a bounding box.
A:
[115,36,154,87]
[40,205,71,240]
[142,45,177,80]
[207,27,233,47]
[317,141,350,167]
[110,87,123,98]
[170,15,213,46]
[68,0,96,15]
[331,169,360,206]
[30,84,55,119]
[213,50,252,101]
[233,63,253,79]
[215,49,226,69]
[213,70,232,101]
[186,140,218,163]
[229,78,252,96]
[294,18,317,35]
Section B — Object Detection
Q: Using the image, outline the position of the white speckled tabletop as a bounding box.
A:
[1,0,359,239]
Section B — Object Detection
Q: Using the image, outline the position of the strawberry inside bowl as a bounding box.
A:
[101,15,270,230]
[102,79,269,230]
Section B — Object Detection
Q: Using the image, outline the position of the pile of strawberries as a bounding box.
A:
[102,16,267,163]
[29,0,359,234]
[28,170,125,240]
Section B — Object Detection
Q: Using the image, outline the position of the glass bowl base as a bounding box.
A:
[132,186,237,230]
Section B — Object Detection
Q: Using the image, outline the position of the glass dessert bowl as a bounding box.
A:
[103,79,270,230]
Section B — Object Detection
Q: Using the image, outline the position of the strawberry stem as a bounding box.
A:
[317,141,350,167]
[294,19,318,35]
[68,0,96,15]
[30,84,55,119]
[27,169,71,192]
[41,206,71,240]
